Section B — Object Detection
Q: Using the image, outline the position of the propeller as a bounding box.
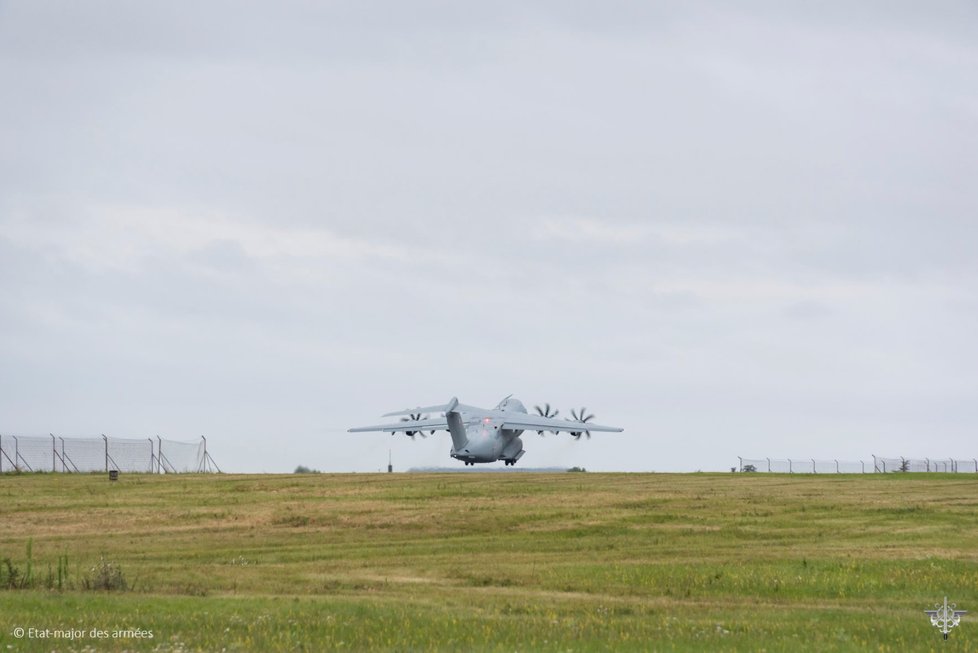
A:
[399,413,429,438]
[533,403,559,435]
[568,407,595,439]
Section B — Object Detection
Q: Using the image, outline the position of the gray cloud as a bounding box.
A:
[1,1,976,471]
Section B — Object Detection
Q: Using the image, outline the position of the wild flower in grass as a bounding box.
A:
[83,555,127,591]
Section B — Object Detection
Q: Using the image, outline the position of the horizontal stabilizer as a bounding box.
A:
[382,397,460,417]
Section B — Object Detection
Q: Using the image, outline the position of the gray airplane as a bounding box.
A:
[349,396,623,466]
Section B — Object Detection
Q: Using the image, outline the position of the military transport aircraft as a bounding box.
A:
[349,396,623,466]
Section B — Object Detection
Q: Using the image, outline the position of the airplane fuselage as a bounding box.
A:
[449,399,527,465]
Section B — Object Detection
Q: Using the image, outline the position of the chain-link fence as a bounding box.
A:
[0,434,220,473]
[739,456,978,473]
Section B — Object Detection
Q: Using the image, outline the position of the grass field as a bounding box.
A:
[1,472,976,652]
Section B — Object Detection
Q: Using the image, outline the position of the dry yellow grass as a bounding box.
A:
[1,472,976,651]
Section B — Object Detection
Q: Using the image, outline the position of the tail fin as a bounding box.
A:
[380,398,467,450]
[446,409,469,452]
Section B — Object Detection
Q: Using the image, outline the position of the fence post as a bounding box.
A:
[202,436,220,473]
[51,433,56,472]
[1,433,3,473]
[102,434,108,472]
[812,459,816,474]
[767,458,771,472]
[836,459,839,474]
[738,456,742,472]
[148,439,154,473]
[157,436,162,474]
[789,459,793,473]
[11,436,32,472]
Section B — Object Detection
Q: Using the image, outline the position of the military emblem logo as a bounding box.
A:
[925,597,966,640]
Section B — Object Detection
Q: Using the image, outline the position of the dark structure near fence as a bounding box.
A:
[739,455,978,473]
[0,434,220,473]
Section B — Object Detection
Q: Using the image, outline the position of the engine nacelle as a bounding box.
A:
[501,436,524,460]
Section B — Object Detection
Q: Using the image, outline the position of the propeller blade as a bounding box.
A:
[401,413,429,436]
[536,403,560,418]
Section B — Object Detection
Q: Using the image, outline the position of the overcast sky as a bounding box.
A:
[1,1,976,473]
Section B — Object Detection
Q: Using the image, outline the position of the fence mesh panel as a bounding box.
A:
[768,459,791,473]
[9,436,53,472]
[107,438,155,473]
[0,434,215,473]
[739,456,977,473]
[159,439,206,473]
[61,436,106,472]
[875,458,903,473]
[739,458,767,472]
[953,459,978,473]
[837,460,866,473]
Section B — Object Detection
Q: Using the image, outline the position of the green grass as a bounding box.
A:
[1,472,976,651]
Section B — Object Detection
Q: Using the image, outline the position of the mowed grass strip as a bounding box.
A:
[1,472,977,652]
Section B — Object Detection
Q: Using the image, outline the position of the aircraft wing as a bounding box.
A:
[348,417,449,433]
[498,414,624,433]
